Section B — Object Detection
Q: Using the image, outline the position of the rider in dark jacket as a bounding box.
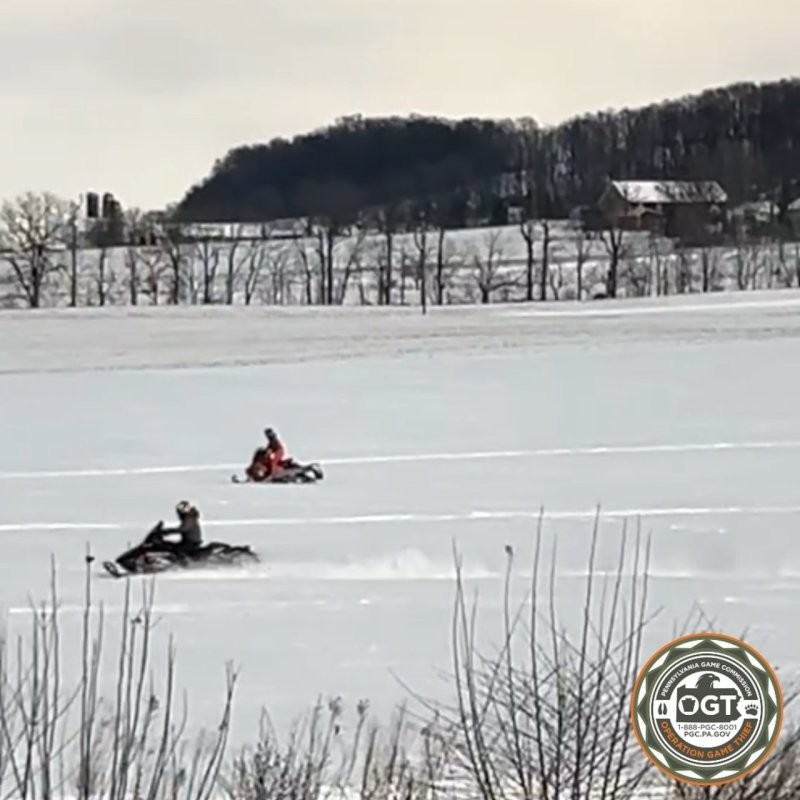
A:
[157,500,203,557]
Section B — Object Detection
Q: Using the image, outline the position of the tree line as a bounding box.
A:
[2,194,798,310]
[175,77,800,227]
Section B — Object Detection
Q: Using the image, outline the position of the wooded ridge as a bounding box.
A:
[175,77,800,226]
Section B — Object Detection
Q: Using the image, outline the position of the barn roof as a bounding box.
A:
[611,180,728,205]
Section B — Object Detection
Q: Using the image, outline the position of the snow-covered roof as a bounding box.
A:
[610,180,727,205]
[788,197,800,212]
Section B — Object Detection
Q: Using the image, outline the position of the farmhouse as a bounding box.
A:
[596,180,728,239]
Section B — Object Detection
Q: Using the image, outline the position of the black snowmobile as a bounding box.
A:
[231,457,324,485]
[103,522,259,578]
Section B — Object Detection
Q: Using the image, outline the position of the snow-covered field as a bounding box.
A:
[2,291,800,746]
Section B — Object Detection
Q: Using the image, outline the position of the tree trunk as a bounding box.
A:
[538,221,551,301]
[383,228,393,305]
[325,228,335,305]
[436,229,445,305]
[70,220,78,307]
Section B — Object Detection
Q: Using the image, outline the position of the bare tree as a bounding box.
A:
[242,240,269,305]
[410,198,462,307]
[124,246,142,305]
[295,181,364,305]
[293,232,322,305]
[417,513,660,800]
[262,241,293,305]
[368,173,412,305]
[224,226,256,304]
[195,239,222,304]
[314,227,329,304]
[243,225,288,306]
[516,121,543,302]
[673,246,693,294]
[570,221,589,300]
[214,226,273,305]
[648,231,671,296]
[413,211,433,314]
[228,699,452,800]
[0,191,71,307]
[138,247,170,305]
[773,241,800,288]
[733,229,767,291]
[84,217,124,306]
[699,246,722,292]
[409,512,800,800]
[397,249,410,304]
[334,227,368,304]
[303,214,369,306]
[221,225,284,306]
[87,246,115,306]
[376,206,398,305]
[319,223,346,305]
[538,219,552,300]
[0,556,235,800]
[67,198,82,307]
[620,255,652,297]
[159,229,189,304]
[600,223,627,298]
[471,230,516,304]
[429,225,464,306]
[122,207,153,305]
[424,229,462,305]
[548,258,570,300]
[520,217,537,301]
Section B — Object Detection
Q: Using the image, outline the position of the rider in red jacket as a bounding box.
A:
[264,428,287,475]
[246,428,288,481]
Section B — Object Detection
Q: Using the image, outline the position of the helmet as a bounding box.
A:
[264,427,277,440]
[176,500,194,517]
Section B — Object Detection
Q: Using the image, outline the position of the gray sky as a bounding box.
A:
[1,0,796,211]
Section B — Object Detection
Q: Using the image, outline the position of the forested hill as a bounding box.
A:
[174,77,800,225]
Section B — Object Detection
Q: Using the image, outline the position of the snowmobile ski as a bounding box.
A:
[103,560,124,579]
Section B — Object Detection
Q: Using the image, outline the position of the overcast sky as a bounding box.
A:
[1,0,796,211]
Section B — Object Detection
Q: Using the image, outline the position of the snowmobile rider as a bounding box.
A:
[246,427,289,481]
[155,500,203,557]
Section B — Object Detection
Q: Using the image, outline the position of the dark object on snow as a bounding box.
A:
[103,522,258,577]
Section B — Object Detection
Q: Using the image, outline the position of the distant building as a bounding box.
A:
[596,180,728,239]
[788,197,800,235]
[731,199,779,224]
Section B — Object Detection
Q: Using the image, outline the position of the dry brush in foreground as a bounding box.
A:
[2,517,800,800]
